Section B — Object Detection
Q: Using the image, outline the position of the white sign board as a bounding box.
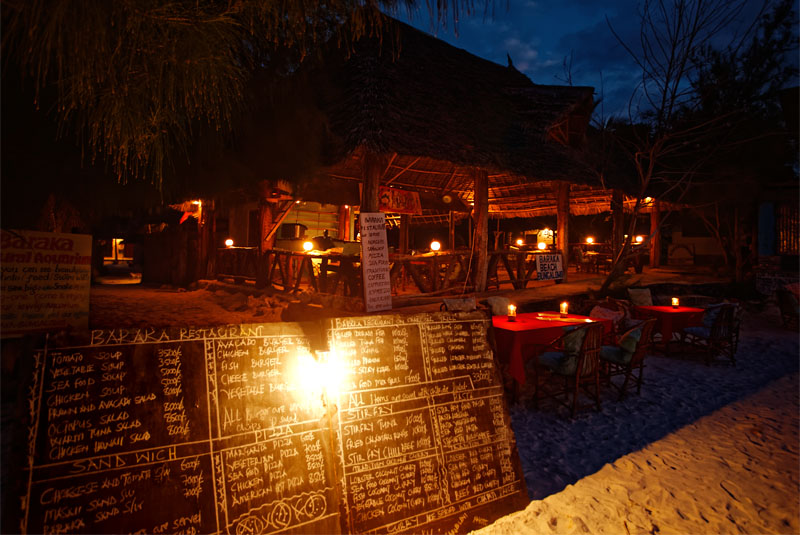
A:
[359,213,392,312]
[1,229,92,337]
[535,253,564,280]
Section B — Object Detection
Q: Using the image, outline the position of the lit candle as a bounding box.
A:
[560,301,569,317]
[507,304,516,321]
[672,297,679,308]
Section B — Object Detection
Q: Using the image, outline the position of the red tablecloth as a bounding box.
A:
[492,312,614,385]
[633,305,704,346]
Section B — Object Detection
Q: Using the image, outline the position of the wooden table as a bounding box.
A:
[633,305,704,354]
[492,312,614,386]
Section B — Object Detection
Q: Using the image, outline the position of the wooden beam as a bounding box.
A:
[612,189,624,260]
[472,168,490,291]
[384,155,418,185]
[361,150,387,213]
[448,211,455,251]
[555,181,570,282]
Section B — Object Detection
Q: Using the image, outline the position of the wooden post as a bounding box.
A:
[650,200,661,268]
[472,168,489,292]
[612,189,624,260]
[555,181,570,282]
[197,199,216,279]
[361,150,386,213]
[399,214,410,253]
[338,205,350,241]
[734,206,744,282]
[448,211,456,251]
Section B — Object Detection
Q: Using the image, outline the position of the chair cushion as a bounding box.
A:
[618,325,643,354]
[537,351,578,375]
[702,303,724,328]
[483,296,510,316]
[562,325,588,357]
[627,288,653,307]
[684,325,711,339]
[600,345,629,364]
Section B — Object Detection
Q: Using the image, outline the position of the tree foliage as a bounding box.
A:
[2,0,477,188]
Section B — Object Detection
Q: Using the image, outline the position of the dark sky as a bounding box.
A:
[398,0,796,119]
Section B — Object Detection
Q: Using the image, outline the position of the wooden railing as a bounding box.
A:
[216,247,562,296]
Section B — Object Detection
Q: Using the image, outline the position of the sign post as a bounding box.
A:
[359,213,392,312]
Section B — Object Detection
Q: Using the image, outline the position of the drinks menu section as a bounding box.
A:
[21,312,528,535]
[23,323,340,535]
[327,311,529,534]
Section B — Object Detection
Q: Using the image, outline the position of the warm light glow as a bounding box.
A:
[225,238,234,248]
[516,238,524,246]
[344,205,349,209]
[294,350,348,407]
[430,240,441,252]
[586,237,594,244]
[537,242,547,250]
[672,297,679,308]
[191,200,201,206]
[295,200,301,204]
[303,241,314,251]
[644,196,653,203]
[635,235,644,244]
[508,304,517,321]
[560,302,569,316]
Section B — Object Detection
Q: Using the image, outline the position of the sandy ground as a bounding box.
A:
[84,277,799,535]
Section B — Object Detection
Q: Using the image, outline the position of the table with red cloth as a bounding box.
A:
[633,305,704,354]
[492,312,614,385]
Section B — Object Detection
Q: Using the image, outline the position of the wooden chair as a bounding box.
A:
[776,287,799,331]
[527,322,604,418]
[681,304,736,365]
[601,318,657,400]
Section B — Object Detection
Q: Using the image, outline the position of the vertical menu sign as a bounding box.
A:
[21,323,341,535]
[327,310,529,534]
[359,213,392,313]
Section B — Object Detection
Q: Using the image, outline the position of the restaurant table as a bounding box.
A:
[492,312,614,386]
[633,305,704,354]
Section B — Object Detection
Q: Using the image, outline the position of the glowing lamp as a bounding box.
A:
[507,304,517,322]
[537,242,547,250]
[672,297,679,309]
[586,237,594,244]
[303,241,313,251]
[560,301,569,317]
[430,240,441,252]
[515,238,524,247]
[644,197,653,203]
[635,235,644,244]
[224,238,234,248]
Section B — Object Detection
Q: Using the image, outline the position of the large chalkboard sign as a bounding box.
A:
[19,311,527,534]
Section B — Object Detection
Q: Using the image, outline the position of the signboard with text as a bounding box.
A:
[535,253,564,280]
[378,186,422,215]
[0,229,92,337]
[359,213,392,312]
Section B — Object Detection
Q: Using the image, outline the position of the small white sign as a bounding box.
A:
[536,253,564,280]
[359,213,392,312]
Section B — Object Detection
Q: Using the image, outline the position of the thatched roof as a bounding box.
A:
[293,18,602,219]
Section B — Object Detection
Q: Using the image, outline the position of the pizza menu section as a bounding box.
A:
[21,311,528,534]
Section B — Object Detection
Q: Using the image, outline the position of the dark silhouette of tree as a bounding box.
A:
[2,1,483,188]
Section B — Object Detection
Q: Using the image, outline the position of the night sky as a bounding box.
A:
[398,0,795,119]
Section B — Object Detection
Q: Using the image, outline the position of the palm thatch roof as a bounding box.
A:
[291,17,606,220]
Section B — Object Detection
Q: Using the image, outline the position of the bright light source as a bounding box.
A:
[295,350,348,405]
[560,301,569,316]
[344,205,349,209]
[586,237,594,244]
[644,197,653,203]
[672,297,679,308]
[225,238,234,248]
[507,304,516,321]
[295,200,301,204]
[191,200,201,206]
[430,240,441,252]
[515,238,524,246]
[537,242,547,250]
[635,235,644,244]
[303,241,313,251]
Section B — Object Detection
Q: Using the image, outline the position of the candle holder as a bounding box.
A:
[671,297,679,309]
[507,304,517,322]
[559,302,569,318]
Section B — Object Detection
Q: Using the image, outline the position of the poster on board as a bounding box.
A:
[0,229,92,337]
[359,213,392,312]
[535,253,564,280]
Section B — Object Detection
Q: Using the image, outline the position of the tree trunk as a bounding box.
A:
[649,200,661,268]
[612,189,624,260]
[361,150,386,213]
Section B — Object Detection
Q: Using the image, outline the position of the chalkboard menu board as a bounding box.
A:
[19,311,528,534]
